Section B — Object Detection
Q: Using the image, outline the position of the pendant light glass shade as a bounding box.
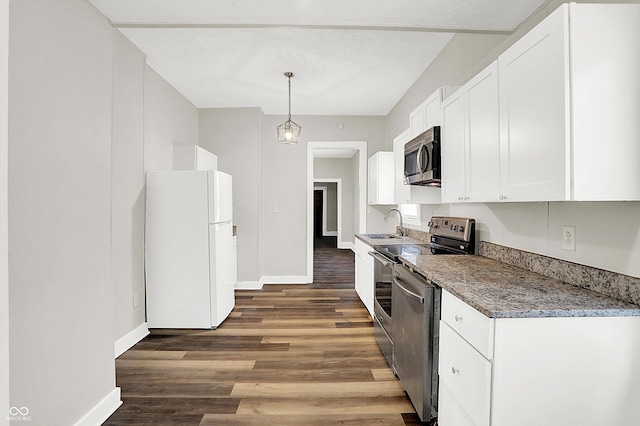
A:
[277,72,301,144]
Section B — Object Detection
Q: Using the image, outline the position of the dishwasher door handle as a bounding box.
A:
[368,251,392,267]
[394,279,424,304]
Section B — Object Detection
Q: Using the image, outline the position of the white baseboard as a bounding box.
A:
[74,387,122,426]
[261,275,310,284]
[114,322,149,358]
[323,231,338,236]
[235,280,263,290]
[338,241,354,251]
[235,275,311,290]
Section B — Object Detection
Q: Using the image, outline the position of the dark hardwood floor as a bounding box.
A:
[105,242,421,425]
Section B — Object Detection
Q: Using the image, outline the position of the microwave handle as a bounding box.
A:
[416,145,424,174]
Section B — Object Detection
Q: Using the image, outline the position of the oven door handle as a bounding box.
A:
[368,251,393,267]
[394,279,425,304]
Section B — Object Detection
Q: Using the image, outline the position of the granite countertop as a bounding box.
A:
[355,233,424,247]
[400,254,640,319]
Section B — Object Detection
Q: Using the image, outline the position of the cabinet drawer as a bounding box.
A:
[439,322,492,426]
[441,290,494,359]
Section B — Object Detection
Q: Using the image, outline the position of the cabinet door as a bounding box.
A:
[441,88,466,203]
[354,239,374,317]
[409,104,426,138]
[423,89,443,130]
[439,322,492,426]
[393,129,412,204]
[368,152,395,205]
[498,5,569,202]
[466,61,501,203]
[570,3,640,201]
[367,155,377,205]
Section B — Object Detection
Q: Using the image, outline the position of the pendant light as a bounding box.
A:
[277,72,302,144]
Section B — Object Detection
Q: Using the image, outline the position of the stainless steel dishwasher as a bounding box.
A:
[392,262,441,425]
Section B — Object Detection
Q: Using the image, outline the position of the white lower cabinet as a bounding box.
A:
[439,323,491,426]
[354,239,374,317]
[439,290,640,426]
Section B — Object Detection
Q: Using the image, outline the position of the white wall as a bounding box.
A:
[8,0,118,424]
[112,32,146,352]
[386,0,640,279]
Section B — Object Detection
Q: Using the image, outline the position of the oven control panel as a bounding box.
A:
[427,216,475,242]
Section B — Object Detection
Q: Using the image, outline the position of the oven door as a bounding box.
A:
[369,251,394,368]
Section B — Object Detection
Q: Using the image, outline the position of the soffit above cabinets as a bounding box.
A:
[89,0,549,116]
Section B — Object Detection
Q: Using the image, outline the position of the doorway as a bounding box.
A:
[306,141,367,283]
[314,184,339,248]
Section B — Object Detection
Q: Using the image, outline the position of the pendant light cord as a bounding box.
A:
[288,74,292,121]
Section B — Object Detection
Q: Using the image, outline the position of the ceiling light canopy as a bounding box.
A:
[277,72,302,144]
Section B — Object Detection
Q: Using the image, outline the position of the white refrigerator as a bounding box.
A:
[145,170,235,328]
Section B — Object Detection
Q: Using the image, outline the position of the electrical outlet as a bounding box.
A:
[133,294,139,308]
[562,226,576,251]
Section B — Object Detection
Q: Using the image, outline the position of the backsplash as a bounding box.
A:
[479,241,640,307]
[398,226,430,243]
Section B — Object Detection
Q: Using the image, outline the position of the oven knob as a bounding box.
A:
[431,222,438,228]
[450,224,456,231]
[459,225,465,232]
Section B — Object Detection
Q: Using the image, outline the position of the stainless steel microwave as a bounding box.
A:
[404,126,441,187]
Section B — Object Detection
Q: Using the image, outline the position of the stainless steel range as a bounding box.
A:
[370,244,431,368]
[371,216,476,424]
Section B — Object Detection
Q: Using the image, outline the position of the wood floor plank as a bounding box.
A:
[105,240,418,425]
[116,359,255,370]
[198,327,375,337]
[230,381,406,398]
[236,396,414,415]
[118,350,187,360]
[200,413,408,425]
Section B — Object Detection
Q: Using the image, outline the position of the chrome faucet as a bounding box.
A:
[384,208,405,236]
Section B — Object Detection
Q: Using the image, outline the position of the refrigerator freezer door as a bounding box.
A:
[209,221,235,326]
[208,170,233,224]
[145,171,212,328]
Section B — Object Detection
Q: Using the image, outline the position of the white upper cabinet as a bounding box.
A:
[441,88,466,203]
[442,62,500,204]
[498,6,568,202]
[498,3,640,201]
[570,3,640,200]
[465,61,501,202]
[393,129,412,204]
[368,151,395,205]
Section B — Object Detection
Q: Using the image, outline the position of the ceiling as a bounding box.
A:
[89,0,548,116]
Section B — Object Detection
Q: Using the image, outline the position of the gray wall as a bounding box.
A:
[385,0,640,279]
[198,108,262,284]
[7,1,199,423]
[199,111,387,281]
[144,67,200,172]
[112,32,146,350]
[260,115,387,278]
[315,160,354,243]
[8,1,116,423]
[1,0,9,420]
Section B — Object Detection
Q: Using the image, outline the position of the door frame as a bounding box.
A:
[306,141,367,283]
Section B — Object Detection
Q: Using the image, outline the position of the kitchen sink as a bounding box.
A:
[364,233,401,239]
